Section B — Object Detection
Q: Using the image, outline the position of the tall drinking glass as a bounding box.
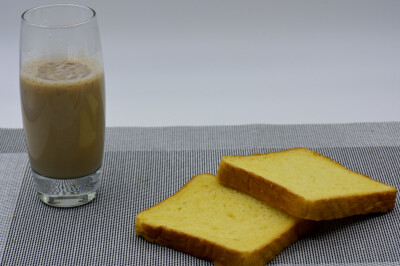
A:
[20,4,105,207]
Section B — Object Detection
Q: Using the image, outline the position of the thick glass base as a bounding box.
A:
[32,168,101,207]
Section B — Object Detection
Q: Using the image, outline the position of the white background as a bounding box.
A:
[1,0,400,128]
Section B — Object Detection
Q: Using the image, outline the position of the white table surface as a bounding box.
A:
[1,0,399,128]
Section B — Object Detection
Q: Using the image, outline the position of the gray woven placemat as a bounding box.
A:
[1,122,399,265]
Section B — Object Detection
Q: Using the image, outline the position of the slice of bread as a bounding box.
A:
[217,147,397,221]
[135,174,315,266]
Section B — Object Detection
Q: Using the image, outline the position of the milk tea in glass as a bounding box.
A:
[20,4,105,207]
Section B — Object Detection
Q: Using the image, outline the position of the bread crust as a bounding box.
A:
[135,174,315,266]
[217,148,397,221]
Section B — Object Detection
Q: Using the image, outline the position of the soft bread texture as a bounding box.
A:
[217,147,397,221]
[135,174,315,266]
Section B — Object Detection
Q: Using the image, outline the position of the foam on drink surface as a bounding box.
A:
[21,57,103,85]
[37,60,91,80]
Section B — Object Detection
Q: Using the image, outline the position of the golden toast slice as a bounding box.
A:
[135,174,315,266]
[217,147,397,220]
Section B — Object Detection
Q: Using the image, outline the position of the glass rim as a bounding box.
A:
[21,4,96,29]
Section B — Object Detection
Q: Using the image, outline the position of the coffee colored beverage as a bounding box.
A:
[20,58,105,179]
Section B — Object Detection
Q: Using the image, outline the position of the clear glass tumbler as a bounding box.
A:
[20,4,105,207]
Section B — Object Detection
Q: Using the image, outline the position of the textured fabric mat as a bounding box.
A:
[1,123,399,265]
